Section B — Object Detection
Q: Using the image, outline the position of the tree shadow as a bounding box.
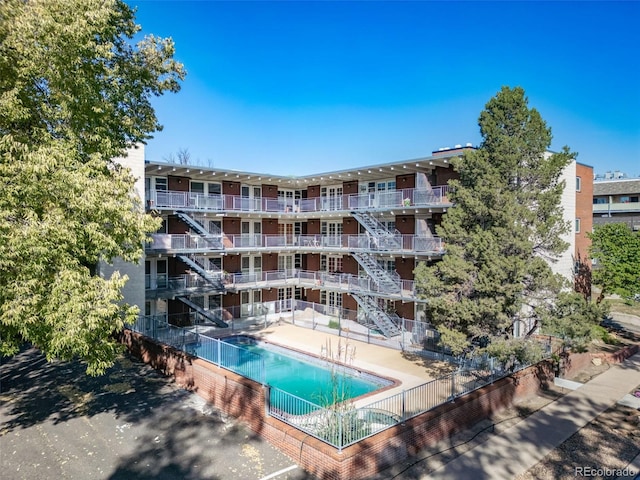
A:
[1,346,316,480]
[400,351,457,378]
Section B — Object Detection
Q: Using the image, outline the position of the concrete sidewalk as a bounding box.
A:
[426,352,640,480]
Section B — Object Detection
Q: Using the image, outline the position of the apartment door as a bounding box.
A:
[240,185,261,211]
[146,258,167,289]
[321,221,343,247]
[241,290,262,317]
[241,255,262,281]
[240,221,261,247]
[321,186,343,211]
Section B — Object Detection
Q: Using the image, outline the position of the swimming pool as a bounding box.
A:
[186,335,391,410]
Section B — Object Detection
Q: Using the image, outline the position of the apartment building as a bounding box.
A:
[593,177,640,231]
[575,163,594,296]
[136,145,586,338]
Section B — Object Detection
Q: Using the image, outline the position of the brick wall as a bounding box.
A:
[561,344,639,378]
[124,330,617,479]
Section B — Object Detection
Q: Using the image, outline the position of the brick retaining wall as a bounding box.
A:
[121,330,633,479]
[561,344,639,379]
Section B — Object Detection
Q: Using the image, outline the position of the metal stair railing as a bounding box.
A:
[176,211,209,236]
[177,255,225,291]
[176,211,224,249]
[352,293,401,337]
[352,252,401,294]
[176,296,228,328]
[351,211,402,250]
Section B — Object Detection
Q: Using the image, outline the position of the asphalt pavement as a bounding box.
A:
[0,347,314,480]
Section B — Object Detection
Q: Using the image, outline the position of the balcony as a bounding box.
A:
[217,269,421,301]
[146,233,444,256]
[593,201,640,215]
[145,273,225,298]
[146,186,451,214]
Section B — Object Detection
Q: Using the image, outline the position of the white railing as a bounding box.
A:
[593,202,640,213]
[146,186,451,214]
[147,233,443,254]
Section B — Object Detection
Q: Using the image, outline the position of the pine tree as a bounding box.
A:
[414,86,573,357]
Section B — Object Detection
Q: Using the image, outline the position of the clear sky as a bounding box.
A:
[127,1,640,177]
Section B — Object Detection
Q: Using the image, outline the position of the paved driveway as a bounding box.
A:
[0,348,314,480]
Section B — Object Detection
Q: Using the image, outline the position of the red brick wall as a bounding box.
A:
[261,184,278,199]
[308,185,320,198]
[307,219,320,235]
[262,288,277,302]
[168,175,189,192]
[343,217,358,235]
[343,180,358,195]
[396,174,415,189]
[561,344,638,378]
[262,253,278,272]
[168,216,188,234]
[395,215,415,235]
[575,163,593,297]
[434,165,458,186]
[121,330,561,480]
[395,301,414,320]
[395,257,414,280]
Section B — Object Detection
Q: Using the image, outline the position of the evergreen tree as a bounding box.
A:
[415,86,573,357]
[0,0,185,374]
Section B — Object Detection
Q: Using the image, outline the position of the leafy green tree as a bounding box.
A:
[0,0,185,374]
[415,86,573,356]
[588,223,640,303]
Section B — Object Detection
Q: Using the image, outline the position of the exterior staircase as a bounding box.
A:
[175,211,224,249]
[351,211,402,250]
[177,255,225,292]
[352,252,401,294]
[176,296,228,328]
[351,293,401,337]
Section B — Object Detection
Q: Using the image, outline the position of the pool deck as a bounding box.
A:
[254,323,453,406]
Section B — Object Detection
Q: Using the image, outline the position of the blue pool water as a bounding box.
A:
[187,335,389,409]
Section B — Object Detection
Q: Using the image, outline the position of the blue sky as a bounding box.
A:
[128,1,640,177]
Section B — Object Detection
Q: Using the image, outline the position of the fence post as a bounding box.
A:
[217,336,221,366]
[264,384,271,416]
[402,390,406,420]
[338,411,343,453]
[490,357,495,384]
[450,371,456,401]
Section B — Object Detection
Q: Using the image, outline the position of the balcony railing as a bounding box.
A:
[146,186,451,213]
[593,202,640,214]
[145,273,223,292]
[146,233,443,255]
[217,269,418,299]
[144,269,417,299]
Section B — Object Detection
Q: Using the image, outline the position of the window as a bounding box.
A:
[575,218,581,234]
[576,176,581,192]
[593,198,608,204]
[154,177,167,191]
[190,181,204,194]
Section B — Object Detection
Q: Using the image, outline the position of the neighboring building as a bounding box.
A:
[575,163,594,297]
[131,145,588,338]
[593,178,640,231]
